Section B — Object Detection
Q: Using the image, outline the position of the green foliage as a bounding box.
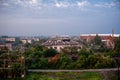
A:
[60,46,79,55]
[0,52,25,78]
[76,55,87,69]
[24,44,116,69]
[93,34,102,45]
[1,39,119,79]
[107,37,120,67]
[111,37,120,57]
[25,45,46,58]
[86,55,98,68]
[25,45,58,69]
[78,48,90,57]
[44,48,57,57]
[54,54,72,69]
[89,34,109,53]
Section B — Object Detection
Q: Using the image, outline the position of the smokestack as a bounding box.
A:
[112,29,114,37]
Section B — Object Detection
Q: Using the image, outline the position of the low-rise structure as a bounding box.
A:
[21,39,33,44]
[0,37,16,42]
[5,38,16,42]
[80,34,120,49]
[33,37,40,42]
[0,42,20,51]
[42,37,82,51]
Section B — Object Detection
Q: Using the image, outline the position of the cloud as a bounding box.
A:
[55,2,69,8]
[15,0,42,10]
[94,2,120,8]
[1,3,9,7]
[54,1,90,8]
[77,1,89,8]
[29,0,38,5]
[0,0,120,11]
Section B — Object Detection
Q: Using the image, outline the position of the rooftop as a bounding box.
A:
[80,34,120,37]
[42,37,80,46]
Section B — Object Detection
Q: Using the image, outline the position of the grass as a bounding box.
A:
[3,71,118,80]
[24,72,103,80]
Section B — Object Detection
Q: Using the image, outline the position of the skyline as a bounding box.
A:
[0,0,120,36]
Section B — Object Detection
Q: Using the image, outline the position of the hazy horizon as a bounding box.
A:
[0,0,120,36]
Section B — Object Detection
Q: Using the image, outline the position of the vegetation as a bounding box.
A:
[1,35,119,70]
[24,45,116,69]
[0,35,120,79]
[11,72,103,80]
[5,71,119,80]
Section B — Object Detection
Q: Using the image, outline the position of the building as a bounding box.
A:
[20,37,40,44]
[0,36,20,51]
[0,37,16,42]
[5,38,16,42]
[32,37,40,42]
[42,37,82,51]
[0,43,13,51]
[80,34,120,49]
[21,39,33,44]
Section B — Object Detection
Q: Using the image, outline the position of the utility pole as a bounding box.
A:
[20,45,25,78]
[8,50,12,78]
[114,56,120,80]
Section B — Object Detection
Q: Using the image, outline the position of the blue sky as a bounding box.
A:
[0,0,120,36]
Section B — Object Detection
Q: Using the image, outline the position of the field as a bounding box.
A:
[24,72,103,80]
[2,71,118,80]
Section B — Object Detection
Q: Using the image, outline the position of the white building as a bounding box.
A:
[1,37,16,42]
[0,43,13,51]
[21,39,32,44]
[33,38,40,42]
[5,38,16,42]
[42,37,82,52]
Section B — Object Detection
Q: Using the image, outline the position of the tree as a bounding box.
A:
[54,54,72,69]
[25,45,46,59]
[109,37,120,57]
[44,48,57,57]
[94,54,115,68]
[25,45,47,68]
[113,37,120,55]
[91,34,107,52]
[86,55,98,68]
[76,55,87,69]
[78,47,90,57]
[93,34,102,45]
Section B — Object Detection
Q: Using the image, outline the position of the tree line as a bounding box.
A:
[24,35,120,69]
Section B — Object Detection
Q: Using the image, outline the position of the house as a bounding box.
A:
[42,37,82,51]
[0,37,20,51]
[80,34,120,49]
[0,37,16,42]
[21,39,33,44]
[32,37,40,42]
[0,43,13,51]
[5,38,16,42]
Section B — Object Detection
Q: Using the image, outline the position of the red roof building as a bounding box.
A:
[80,34,120,49]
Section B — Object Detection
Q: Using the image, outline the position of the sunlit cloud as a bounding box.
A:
[29,0,38,5]
[94,2,120,8]
[55,2,69,8]
[0,0,119,10]
[77,1,89,8]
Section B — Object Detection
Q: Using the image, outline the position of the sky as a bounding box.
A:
[0,0,120,36]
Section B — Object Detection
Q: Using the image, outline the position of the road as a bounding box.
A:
[28,68,118,72]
